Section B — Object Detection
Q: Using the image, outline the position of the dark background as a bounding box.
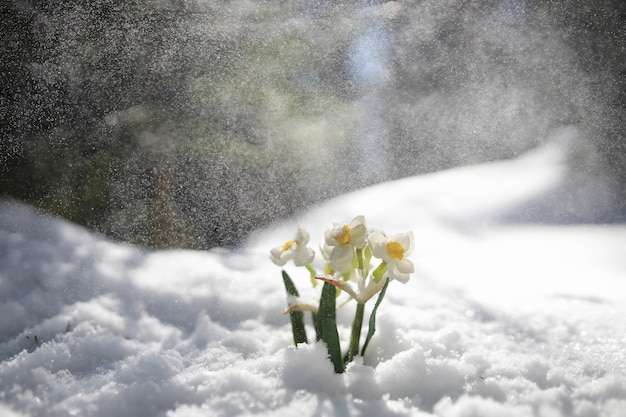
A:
[2,0,624,249]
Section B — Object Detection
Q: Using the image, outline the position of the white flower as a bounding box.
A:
[320,243,340,276]
[323,215,367,272]
[368,231,414,283]
[325,215,367,248]
[270,227,315,267]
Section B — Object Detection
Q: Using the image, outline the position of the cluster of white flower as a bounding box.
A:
[270,215,415,370]
[270,215,414,305]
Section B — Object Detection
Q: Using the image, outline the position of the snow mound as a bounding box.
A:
[2,140,626,416]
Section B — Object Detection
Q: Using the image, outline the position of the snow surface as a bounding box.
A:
[2,136,626,417]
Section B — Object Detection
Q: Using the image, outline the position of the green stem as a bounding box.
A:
[347,302,365,363]
[305,264,317,287]
[356,248,364,271]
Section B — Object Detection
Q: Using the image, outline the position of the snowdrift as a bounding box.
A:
[1,139,626,417]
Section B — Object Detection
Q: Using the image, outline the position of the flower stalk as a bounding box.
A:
[347,302,365,363]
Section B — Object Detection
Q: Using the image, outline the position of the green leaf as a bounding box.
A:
[289,311,307,346]
[319,282,344,373]
[360,278,390,357]
[318,281,336,323]
[282,270,308,346]
[312,312,322,341]
[322,318,344,374]
[282,270,300,297]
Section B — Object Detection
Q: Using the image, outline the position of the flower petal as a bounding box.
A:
[329,245,353,272]
[349,215,367,248]
[295,227,310,245]
[393,272,410,284]
[293,248,315,267]
[387,263,411,283]
[349,215,366,228]
[270,247,288,266]
[350,224,367,248]
[396,258,414,274]
[367,232,387,259]
[394,231,414,255]
[324,227,338,247]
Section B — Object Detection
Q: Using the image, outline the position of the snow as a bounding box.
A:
[2,137,626,417]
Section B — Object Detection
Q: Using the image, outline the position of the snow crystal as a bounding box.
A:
[1,141,626,416]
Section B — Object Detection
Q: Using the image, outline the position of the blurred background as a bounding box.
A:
[1,0,624,249]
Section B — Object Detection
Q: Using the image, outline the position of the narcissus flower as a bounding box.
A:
[270,227,315,267]
[323,215,367,273]
[272,215,417,370]
[368,231,414,283]
[325,215,367,248]
[320,243,339,277]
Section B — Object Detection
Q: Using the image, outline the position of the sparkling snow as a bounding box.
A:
[1,138,625,417]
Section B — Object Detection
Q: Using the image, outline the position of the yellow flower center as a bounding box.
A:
[386,241,405,260]
[334,225,352,245]
[282,239,296,252]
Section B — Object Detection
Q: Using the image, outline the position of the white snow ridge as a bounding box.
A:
[2,141,626,417]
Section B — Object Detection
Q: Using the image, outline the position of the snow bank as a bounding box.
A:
[1,140,626,416]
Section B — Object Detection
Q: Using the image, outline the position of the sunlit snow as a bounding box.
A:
[1,139,625,417]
